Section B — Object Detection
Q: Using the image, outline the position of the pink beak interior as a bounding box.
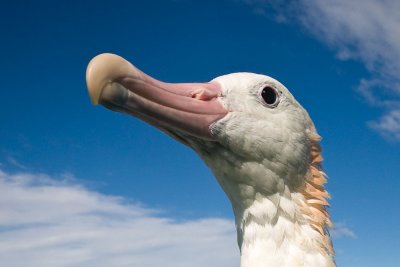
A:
[86,53,228,140]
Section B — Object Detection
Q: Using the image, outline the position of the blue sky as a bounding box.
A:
[1,1,399,266]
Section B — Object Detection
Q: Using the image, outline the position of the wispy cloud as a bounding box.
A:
[0,169,355,266]
[330,222,357,239]
[5,156,27,170]
[243,0,400,140]
[368,109,400,141]
[0,170,238,267]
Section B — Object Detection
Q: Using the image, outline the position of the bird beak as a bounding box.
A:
[86,53,228,141]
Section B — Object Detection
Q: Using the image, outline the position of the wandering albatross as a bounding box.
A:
[86,53,335,267]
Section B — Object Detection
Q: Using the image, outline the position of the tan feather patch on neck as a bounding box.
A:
[297,130,334,256]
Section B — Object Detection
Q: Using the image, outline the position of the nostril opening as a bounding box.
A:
[190,89,219,101]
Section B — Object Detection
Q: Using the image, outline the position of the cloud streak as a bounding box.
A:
[0,170,238,267]
[0,169,355,266]
[330,222,357,239]
[244,0,400,140]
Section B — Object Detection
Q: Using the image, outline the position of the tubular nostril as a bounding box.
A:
[190,88,221,101]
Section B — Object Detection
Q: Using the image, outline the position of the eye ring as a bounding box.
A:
[260,86,280,107]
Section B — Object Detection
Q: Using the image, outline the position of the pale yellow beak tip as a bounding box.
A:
[85,53,134,106]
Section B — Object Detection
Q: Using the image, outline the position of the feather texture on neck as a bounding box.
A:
[198,126,335,267]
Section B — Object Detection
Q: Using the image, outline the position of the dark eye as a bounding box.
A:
[261,86,279,106]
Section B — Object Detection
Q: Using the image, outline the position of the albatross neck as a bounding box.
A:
[197,133,335,267]
[233,190,335,267]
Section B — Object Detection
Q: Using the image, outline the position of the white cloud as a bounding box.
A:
[330,222,357,239]
[5,156,27,170]
[368,110,400,140]
[0,170,238,267]
[243,0,400,140]
[0,169,355,266]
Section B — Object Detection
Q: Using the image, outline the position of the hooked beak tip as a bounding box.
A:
[86,53,138,105]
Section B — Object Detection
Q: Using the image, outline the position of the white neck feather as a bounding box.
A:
[201,152,335,267]
[236,191,335,267]
[198,116,335,267]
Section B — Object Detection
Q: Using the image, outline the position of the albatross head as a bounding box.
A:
[86,53,334,267]
[207,72,313,190]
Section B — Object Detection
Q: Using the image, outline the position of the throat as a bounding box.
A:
[236,192,335,267]
[197,128,334,266]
